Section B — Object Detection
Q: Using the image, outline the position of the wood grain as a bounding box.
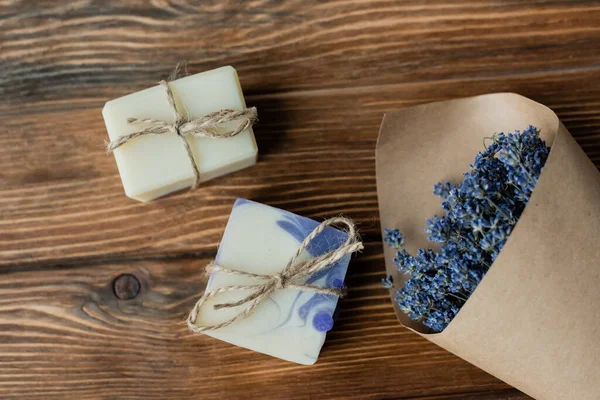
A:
[1,69,599,267]
[1,1,600,107]
[0,256,529,400]
[1,0,599,398]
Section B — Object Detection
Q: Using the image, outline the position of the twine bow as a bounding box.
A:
[187,217,364,333]
[106,80,258,190]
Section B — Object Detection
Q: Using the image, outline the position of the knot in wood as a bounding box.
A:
[113,273,141,300]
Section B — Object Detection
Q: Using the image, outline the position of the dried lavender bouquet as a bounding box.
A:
[382,126,550,332]
[375,93,600,400]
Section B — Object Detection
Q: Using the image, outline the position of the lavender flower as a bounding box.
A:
[383,228,404,248]
[382,275,394,289]
[384,126,550,332]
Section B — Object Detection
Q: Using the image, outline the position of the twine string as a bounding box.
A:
[106,80,258,190]
[187,217,363,333]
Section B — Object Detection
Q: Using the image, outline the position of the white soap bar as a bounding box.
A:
[102,66,257,202]
[193,199,351,365]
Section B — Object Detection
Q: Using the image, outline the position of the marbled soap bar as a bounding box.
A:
[192,199,350,365]
[102,66,257,202]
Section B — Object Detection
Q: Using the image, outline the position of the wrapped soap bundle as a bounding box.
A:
[187,199,363,365]
[103,66,258,202]
[376,93,600,400]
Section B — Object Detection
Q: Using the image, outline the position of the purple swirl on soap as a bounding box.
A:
[312,311,335,332]
[276,213,349,332]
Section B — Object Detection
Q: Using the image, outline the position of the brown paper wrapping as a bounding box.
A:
[376,93,600,400]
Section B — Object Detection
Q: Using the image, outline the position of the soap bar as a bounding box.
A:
[192,199,351,365]
[102,66,257,202]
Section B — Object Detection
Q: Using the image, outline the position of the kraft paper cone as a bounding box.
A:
[376,93,600,400]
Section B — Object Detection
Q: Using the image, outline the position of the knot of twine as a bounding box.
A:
[187,217,364,333]
[105,80,258,190]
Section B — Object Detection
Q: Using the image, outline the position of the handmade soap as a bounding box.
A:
[191,199,351,365]
[102,66,257,202]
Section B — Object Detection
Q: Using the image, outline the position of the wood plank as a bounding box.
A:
[1,0,600,106]
[1,69,599,267]
[0,257,531,399]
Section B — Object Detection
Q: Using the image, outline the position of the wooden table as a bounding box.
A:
[1,1,598,399]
